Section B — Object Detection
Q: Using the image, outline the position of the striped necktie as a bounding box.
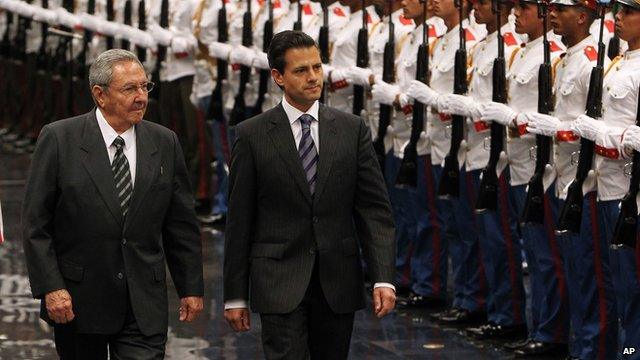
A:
[112,136,133,217]
[298,114,318,196]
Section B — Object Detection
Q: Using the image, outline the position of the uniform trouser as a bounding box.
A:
[199,95,229,215]
[610,227,640,359]
[477,169,526,326]
[574,193,618,360]
[385,153,418,289]
[6,59,27,131]
[442,167,487,312]
[159,76,199,192]
[410,155,448,299]
[512,185,569,343]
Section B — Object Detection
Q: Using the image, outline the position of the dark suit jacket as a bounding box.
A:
[22,110,204,336]
[224,103,395,314]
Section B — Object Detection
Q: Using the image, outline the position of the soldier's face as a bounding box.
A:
[272,46,323,108]
[402,0,423,19]
[615,5,640,42]
[472,0,493,24]
[93,61,148,128]
[514,2,542,34]
[549,5,581,36]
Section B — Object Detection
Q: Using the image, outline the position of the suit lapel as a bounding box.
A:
[123,122,159,231]
[267,105,313,204]
[313,105,337,204]
[80,111,124,227]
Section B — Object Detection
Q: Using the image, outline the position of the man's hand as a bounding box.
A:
[45,289,75,324]
[179,296,204,322]
[372,287,395,318]
[224,308,251,332]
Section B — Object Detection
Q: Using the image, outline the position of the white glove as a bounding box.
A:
[229,45,256,67]
[149,23,173,46]
[622,125,640,152]
[128,28,156,49]
[329,68,349,88]
[344,67,372,87]
[79,13,100,32]
[54,7,80,28]
[97,18,120,37]
[525,112,562,137]
[13,1,35,18]
[406,80,441,107]
[171,36,190,54]
[253,50,270,70]
[32,7,58,24]
[440,94,482,119]
[480,102,518,126]
[208,41,232,60]
[371,81,400,105]
[571,114,607,141]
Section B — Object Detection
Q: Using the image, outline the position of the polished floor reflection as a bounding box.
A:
[0,152,517,359]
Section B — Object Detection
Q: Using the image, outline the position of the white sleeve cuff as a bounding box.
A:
[224,299,248,310]
[373,282,396,292]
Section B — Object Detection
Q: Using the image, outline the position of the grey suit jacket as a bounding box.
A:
[224,103,395,314]
[22,110,204,335]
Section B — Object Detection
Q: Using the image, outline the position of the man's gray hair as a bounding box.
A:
[89,49,144,88]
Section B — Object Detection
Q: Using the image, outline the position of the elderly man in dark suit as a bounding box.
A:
[223,31,396,359]
[22,49,204,359]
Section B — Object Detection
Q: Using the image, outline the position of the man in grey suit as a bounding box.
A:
[223,31,396,359]
[22,49,204,359]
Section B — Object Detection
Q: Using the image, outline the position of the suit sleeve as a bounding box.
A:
[352,118,396,285]
[21,125,66,299]
[162,132,204,298]
[223,125,257,303]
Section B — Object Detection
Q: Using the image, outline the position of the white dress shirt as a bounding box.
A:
[96,108,137,187]
[225,96,394,310]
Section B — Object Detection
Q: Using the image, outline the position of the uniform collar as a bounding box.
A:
[565,35,594,57]
[624,48,640,61]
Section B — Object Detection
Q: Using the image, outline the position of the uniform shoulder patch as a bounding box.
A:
[503,32,518,46]
[399,15,413,26]
[274,0,281,8]
[583,45,597,61]
[604,19,615,33]
[465,28,475,42]
[303,3,312,14]
[428,24,437,38]
[549,40,562,52]
[333,7,346,17]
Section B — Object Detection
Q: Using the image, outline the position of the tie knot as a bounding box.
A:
[299,114,314,129]
[112,136,125,149]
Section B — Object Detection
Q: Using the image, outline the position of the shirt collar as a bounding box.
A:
[565,35,594,57]
[624,48,640,61]
[282,96,320,125]
[95,108,136,150]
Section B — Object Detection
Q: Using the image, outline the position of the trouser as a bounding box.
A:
[513,185,569,343]
[199,95,229,214]
[477,169,526,326]
[260,262,355,360]
[53,299,167,360]
[573,193,618,360]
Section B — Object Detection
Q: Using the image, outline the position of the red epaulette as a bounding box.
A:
[584,45,598,61]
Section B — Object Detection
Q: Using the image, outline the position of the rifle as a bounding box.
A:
[106,0,115,49]
[293,0,303,31]
[229,0,254,126]
[521,0,553,224]
[319,0,329,103]
[250,0,273,115]
[475,0,508,212]
[438,0,468,198]
[14,4,30,62]
[372,1,395,174]
[607,11,620,60]
[352,0,368,117]
[77,0,95,80]
[556,2,607,234]
[395,0,429,188]
[150,0,169,103]
[136,0,147,62]
[36,0,52,71]
[610,89,640,248]
[121,0,133,49]
[206,0,229,122]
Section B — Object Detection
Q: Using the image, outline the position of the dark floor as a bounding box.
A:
[0,151,519,359]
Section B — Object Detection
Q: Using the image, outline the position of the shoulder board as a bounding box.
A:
[465,28,475,42]
[399,14,413,26]
[503,32,518,47]
[428,24,437,38]
[303,3,312,15]
[549,40,562,53]
[583,45,597,62]
[604,19,614,33]
[333,7,346,17]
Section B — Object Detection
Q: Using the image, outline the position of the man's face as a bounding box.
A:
[472,0,494,25]
[402,0,423,19]
[615,4,640,42]
[271,46,323,107]
[514,2,542,34]
[549,4,582,36]
[94,61,148,128]
[433,0,456,18]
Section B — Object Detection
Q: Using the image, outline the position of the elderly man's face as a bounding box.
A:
[96,61,148,129]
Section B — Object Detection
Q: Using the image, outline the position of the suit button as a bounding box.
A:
[312,217,318,224]
[117,272,124,280]
[121,238,127,245]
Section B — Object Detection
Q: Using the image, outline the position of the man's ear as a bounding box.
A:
[92,85,106,108]
[271,68,285,88]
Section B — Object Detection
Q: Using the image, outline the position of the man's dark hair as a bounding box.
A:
[268,30,318,74]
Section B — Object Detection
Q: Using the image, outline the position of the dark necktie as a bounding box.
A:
[112,136,133,217]
[298,114,318,196]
